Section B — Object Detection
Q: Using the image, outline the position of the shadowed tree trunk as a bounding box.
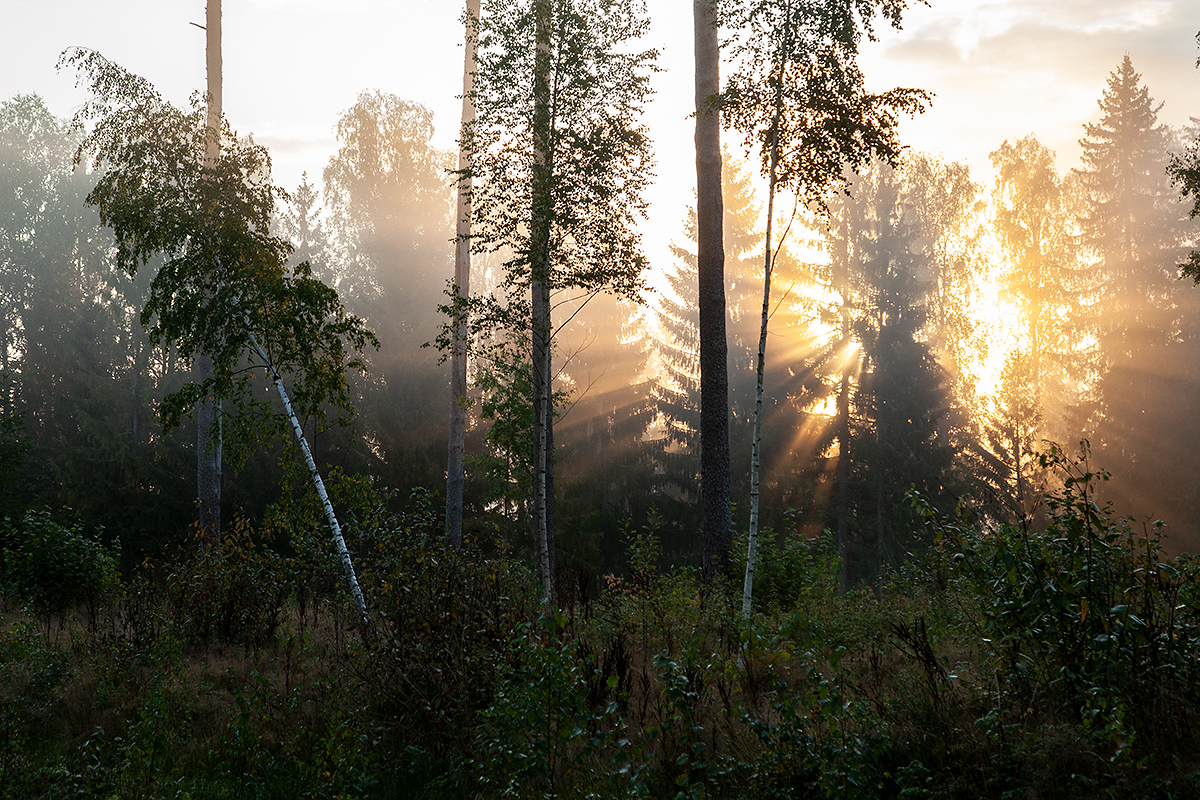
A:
[695,0,731,585]
[446,0,481,550]
[197,0,222,539]
[531,0,556,602]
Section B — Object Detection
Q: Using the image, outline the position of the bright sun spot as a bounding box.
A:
[964,259,1024,401]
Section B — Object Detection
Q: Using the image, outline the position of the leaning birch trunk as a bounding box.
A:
[531,0,555,603]
[244,329,368,624]
[445,0,480,549]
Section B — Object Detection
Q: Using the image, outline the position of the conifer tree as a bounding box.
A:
[817,162,952,584]
[1077,57,1200,536]
[1076,56,1181,360]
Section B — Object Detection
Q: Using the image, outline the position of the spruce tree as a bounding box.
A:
[1078,57,1200,540]
[1076,56,1181,360]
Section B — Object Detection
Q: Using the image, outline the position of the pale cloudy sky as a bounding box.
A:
[3,0,1199,270]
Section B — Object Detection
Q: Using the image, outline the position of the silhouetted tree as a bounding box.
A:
[1077,57,1200,543]
[815,161,956,584]
[720,0,929,610]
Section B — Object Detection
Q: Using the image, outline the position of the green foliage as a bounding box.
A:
[3,448,1200,797]
[734,517,841,615]
[60,48,377,462]
[720,0,930,204]
[465,0,657,299]
[743,647,897,800]
[943,443,1200,756]
[1,508,120,620]
[475,615,634,798]
[1169,33,1200,276]
[167,518,287,646]
[341,488,539,790]
[0,620,69,778]
[0,374,26,520]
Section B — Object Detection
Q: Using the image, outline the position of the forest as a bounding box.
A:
[3,0,1200,797]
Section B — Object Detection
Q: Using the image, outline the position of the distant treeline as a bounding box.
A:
[1,51,1199,583]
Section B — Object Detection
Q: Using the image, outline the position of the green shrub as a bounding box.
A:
[1,508,120,620]
[733,514,842,616]
[167,517,288,646]
[475,613,633,798]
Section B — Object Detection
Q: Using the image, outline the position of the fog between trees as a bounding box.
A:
[1,47,1199,587]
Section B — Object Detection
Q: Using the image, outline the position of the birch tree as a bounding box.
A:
[461,0,656,601]
[61,49,377,623]
[720,0,928,612]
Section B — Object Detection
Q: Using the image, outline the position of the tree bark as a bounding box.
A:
[695,0,731,585]
[446,0,480,550]
[743,14,793,615]
[531,0,556,603]
[197,0,222,540]
[743,135,779,618]
[244,329,368,625]
[836,315,852,592]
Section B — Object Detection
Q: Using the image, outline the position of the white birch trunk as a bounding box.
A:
[244,330,368,624]
[743,166,776,618]
[743,12,790,615]
[532,0,555,603]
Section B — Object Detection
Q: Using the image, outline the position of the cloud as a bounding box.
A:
[858,0,1200,180]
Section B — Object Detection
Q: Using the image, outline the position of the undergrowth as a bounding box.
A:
[1,444,1199,798]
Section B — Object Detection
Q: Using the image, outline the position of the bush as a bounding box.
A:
[167,517,288,646]
[1,508,120,621]
[948,443,1200,755]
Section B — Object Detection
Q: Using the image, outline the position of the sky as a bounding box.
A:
[3,0,1199,275]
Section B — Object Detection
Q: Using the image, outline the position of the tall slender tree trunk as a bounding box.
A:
[446,0,480,550]
[197,0,222,539]
[531,0,556,603]
[132,325,149,454]
[833,215,852,592]
[743,14,792,616]
[695,0,730,585]
[743,166,777,617]
[836,300,852,592]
